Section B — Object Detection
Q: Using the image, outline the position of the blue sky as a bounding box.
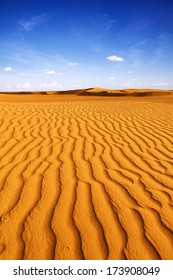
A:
[0,0,173,91]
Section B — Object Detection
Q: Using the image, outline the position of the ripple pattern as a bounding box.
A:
[0,101,173,260]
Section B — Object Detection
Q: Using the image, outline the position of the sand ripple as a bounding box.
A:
[0,101,172,259]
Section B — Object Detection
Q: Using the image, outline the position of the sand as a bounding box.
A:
[0,89,173,260]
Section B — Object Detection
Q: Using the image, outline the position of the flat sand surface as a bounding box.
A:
[0,90,173,260]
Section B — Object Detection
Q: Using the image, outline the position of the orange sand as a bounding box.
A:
[0,89,173,260]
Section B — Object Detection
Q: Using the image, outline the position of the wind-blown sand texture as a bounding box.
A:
[0,89,173,260]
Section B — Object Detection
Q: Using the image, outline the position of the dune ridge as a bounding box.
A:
[1,87,173,97]
[0,95,173,259]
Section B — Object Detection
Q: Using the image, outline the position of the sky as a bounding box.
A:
[0,0,173,91]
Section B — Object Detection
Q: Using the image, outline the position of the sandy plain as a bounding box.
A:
[0,88,173,260]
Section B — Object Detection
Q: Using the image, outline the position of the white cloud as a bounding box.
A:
[19,14,48,32]
[42,69,56,75]
[51,82,58,87]
[42,82,64,89]
[123,82,134,87]
[4,66,13,72]
[109,77,115,80]
[67,62,78,66]
[107,55,124,62]
[17,82,32,89]
[148,82,168,87]
[46,70,56,75]
[127,82,169,89]
[42,69,64,75]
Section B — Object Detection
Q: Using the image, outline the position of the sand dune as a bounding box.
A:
[1,87,173,97]
[0,90,173,260]
[1,88,173,104]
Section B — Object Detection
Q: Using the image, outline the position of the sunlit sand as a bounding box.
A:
[0,88,173,260]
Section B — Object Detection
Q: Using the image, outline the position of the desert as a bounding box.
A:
[0,88,172,260]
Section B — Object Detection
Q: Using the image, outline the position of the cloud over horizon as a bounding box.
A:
[67,62,78,66]
[45,70,56,75]
[4,66,13,72]
[17,81,32,89]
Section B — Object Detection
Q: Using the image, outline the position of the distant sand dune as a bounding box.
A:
[1,88,173,104]
[1,87,173,97]
[0,94,173,259]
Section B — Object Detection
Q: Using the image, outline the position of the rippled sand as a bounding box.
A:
[0,90,173,260]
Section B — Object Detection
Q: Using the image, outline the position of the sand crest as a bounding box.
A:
[0,89,173,259]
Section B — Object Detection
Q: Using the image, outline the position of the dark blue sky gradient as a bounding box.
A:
[0,0,173,90]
